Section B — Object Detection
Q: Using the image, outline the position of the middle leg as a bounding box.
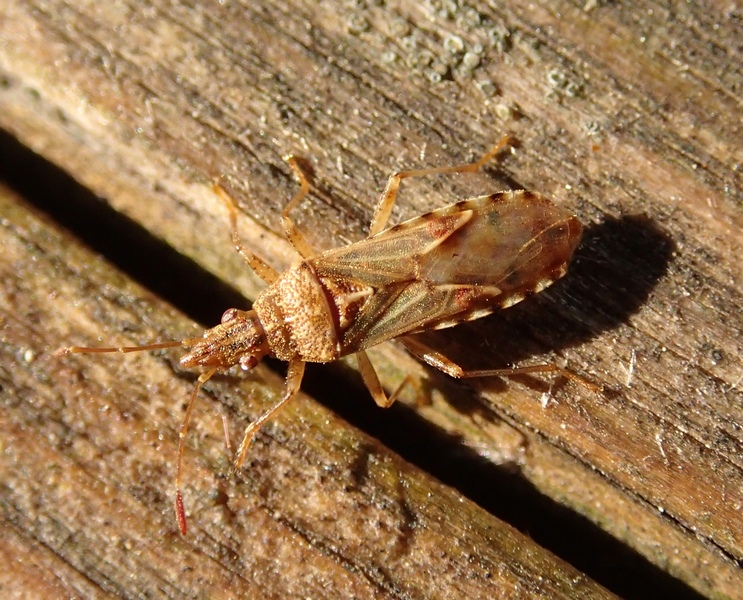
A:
[356,349,424,408]
[282,155,319,258]
[369,134,511,236]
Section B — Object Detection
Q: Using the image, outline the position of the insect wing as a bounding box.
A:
[417,191,583,290]
[310,209,474,287]
[317,191,582,351]
[341,280,477,351]
[312,191,580,287]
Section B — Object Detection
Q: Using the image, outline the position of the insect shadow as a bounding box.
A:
[395,212,676,414]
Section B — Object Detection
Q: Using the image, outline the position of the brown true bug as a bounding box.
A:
[60,135,593,534]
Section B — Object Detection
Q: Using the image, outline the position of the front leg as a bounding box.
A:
[233,358,307,468]
[213,184,280,284]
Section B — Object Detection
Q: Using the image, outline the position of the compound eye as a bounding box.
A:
[221,308,239,324]
[239,355,259,371]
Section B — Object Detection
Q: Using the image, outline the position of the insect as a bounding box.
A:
[60,135,591,534]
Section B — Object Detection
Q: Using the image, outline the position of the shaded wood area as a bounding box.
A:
[0,1,740,598]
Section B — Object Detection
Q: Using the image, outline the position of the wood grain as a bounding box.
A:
[0,184,617,598]
[0,1,741,598]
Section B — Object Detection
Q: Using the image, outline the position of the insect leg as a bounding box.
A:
[175,367,217,535]
[356,350,426,407]
[369,134,512,236]
[213,184,280,284]
[233,358,306,469]
[57,340,184,356]
[401,337,599,391]
[221,413,232,452]
[356,350,395,407]
[281,155,318,258]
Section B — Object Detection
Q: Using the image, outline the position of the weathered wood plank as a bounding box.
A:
[0,185,618,598]
[0,0,741,598]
